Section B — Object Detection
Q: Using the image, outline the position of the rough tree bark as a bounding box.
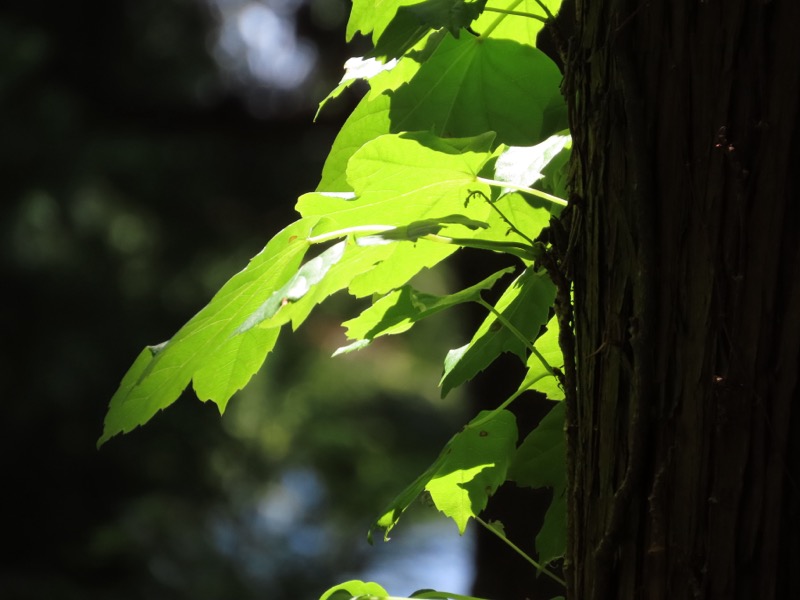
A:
[563,0,800,598]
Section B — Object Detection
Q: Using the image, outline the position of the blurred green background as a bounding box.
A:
[0,1,475,598]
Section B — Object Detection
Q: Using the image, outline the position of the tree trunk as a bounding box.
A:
[564,0,800,598]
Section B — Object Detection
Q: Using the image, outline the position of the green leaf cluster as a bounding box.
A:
[103,0,572,595]
[320,579,491,600]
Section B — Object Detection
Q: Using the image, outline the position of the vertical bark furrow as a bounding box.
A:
[566,0,800,598]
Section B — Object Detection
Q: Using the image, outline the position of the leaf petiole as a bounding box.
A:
[467,189,536,246]
[532,0,557,22]
[422,233,537,260]
[479,0,525,38]
[476,297,557,377]
[463,297,558,433]
[466,387,526,431]
[476,176,568,207]
[481,7,547,23]
[306,225,397,244]
[475,516,566,587]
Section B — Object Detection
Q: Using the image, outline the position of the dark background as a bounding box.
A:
[0,1,475,598]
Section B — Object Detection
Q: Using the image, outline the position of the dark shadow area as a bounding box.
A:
[0,1,470,598]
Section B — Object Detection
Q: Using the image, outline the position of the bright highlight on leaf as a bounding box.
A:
[235,241,347,334]
[317,56,399,117]
[494,134,572,196]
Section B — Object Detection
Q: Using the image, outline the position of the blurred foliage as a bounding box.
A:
[0,1,467,598]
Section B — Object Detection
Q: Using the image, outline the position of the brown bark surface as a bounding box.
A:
[564,0,800,598]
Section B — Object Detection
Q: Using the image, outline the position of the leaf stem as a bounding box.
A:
[467,189,536,246]
[532,0,557,22]
[476,177,568,207]
[455,298,557,433]
[475,516,566,588]
[480,0,525,38]
[476,297,557,377]
[421,233,536,260]
[529,345,555,375]
[306,225,396,244]
[466,386,526,430]
[481,7,547,23]
[476,298,534,353]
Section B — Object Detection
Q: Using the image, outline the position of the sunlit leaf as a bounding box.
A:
[353,209,540,260]
[494,134,571,193]
[316,94,392,193]
[99,218,319,445]
[405,0,487,35]
[233,238,409,333]
[410,590,492,600]
[349,242,458,297]
[317,32,565,191]
[104,0,575,575]
[519,316,564,400]
[235,241,348,333]
[347,0,421,43]
[368,10,433,60]
[320,580,389,600]
[348,0,487,60]
[369,446,456,543]
[469,190,551,247]
[355,214,489,244]
[473,0,563,46]
[315,35,426,121]
[303,132,496,232]
[309,132,499,299]
[316,56,399,118]
[389,35,566,146]
[370,410,517,539]
[535,136,572,202]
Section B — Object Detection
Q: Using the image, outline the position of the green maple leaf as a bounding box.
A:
[370,410,517,539]
[99,218,319,445]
